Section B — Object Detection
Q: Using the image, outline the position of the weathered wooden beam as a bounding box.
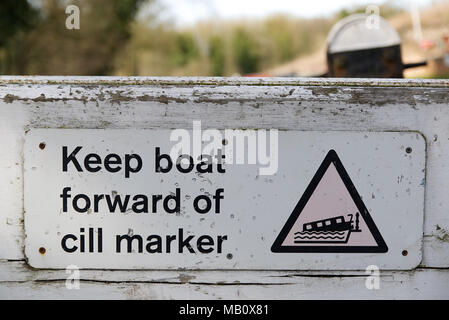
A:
[0,77,448,298]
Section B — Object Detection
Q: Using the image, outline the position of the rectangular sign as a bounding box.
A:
[24,129,425,270]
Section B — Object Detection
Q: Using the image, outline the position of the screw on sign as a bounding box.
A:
[24,129,425,270]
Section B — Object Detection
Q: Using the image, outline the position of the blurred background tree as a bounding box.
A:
[208,36,225,76]
[232,28,260,74]
[0,0,38,47]
[171,32,199,67]
[1,0,146,75]
[0,0,40,74]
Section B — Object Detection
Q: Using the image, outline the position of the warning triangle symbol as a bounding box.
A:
[271,150,388,253]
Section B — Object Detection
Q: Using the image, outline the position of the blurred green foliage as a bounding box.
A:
[0,0,146,75]
[264,16,294,62]
[0,0,39,47]
[116,12,335,76]
[171,33,199,66]
[208,36,225,76]
[232,28,260,74]
[0,0,406,76]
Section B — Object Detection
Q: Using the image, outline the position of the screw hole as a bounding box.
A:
[405,147,412,154]
[39,247,46,254]
[39,142,46,150]
[222,139,228,146]
[226,253,233,260]
[402,250,408,256]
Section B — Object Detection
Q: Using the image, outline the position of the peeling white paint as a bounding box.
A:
[0,77,448,299]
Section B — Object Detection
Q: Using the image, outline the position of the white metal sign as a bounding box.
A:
[24,129,425,270]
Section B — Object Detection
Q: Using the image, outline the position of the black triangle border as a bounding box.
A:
[271,149,388,253]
